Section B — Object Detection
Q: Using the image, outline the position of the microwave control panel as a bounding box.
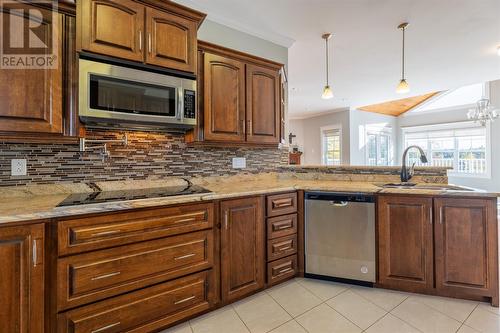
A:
[183,90,196,119]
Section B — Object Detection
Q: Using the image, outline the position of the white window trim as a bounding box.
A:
[320,124,342,165]
[364,126,393,166]
[401,121,491,179]
[403,82,490,117]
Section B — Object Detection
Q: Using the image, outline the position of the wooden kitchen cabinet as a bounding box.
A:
[246,64,281,144]
[220,197,265,302]
[203,53,246,142]
[434,197,499,305]
[78,0,204,73]
[377,196,434,293]
[146,7,197,72]
[78,0,144,62]
[188,41,283,146]
[0,224,45,333]
[0,5,63,136]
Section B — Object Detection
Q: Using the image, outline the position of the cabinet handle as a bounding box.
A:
[174,253,196,261]
[91,271,121,281]
[224,211,229,230]
[275,224,291,230]
[148,33,152,54]
[439,207,443,224]
[139,30,142,51]
[91,322,120,333]
[91,230,121,237]
[241,120,246,133]
[174,295,196,305]
[247,120,252,134]
[173,217,197,224]
[32,239,37,267]
[278,267,293,275]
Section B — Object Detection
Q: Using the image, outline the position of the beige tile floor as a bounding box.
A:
[161,278,500,333]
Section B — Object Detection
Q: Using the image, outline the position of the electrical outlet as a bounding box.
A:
[232,157,246,169]
[11,159,27,176]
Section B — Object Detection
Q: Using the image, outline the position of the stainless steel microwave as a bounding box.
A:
[78,58,196,130]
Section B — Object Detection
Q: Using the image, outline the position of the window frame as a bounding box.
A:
[365,127,393,166]
[320,124,342,166]
[401,121,491,179]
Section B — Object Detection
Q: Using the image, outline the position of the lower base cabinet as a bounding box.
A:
[378,195,499,306]
[58,270,215,333]
[0,224,45,333]
[220,197,266,303]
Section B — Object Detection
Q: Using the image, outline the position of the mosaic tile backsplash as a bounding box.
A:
[0,129,288,186]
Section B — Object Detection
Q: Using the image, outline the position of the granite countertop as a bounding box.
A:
[0,172,497,225]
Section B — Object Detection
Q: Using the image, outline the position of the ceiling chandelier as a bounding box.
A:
[396,22,410,94]
[321,33,333,99]
[467,98,499,126]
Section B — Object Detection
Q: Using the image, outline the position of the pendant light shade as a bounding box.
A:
[322,33,333,99]
[396,22,410,94]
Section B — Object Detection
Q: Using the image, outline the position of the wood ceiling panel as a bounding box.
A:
[358,92,441,117]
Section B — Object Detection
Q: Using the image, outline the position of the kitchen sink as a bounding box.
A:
[377,183,475,191]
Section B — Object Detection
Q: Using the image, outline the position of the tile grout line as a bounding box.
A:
[230,303,253,333]
[405,295,479,324]
[322,296,368,331]
[389,305,440,333]
[455,302,481,333]
[349,285,410,312]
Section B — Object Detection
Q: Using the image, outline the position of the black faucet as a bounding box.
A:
[401,145,428,183]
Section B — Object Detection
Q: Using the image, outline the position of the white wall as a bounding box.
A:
[349,109,398,166]
[396,80,500,191]
[290,109,350,165]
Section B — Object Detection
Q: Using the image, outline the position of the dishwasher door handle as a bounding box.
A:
[329,201,349,207]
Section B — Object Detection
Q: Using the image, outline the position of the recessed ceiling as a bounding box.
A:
[173,0,500,119]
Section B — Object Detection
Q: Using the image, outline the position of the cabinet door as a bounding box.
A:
[203,53,246,142]
[0,224,44,333]
[0,7,63,134]
[434,198,498,301]
[246,64,280,144]
[145,7,196,73]
[80,0,144,62]
[221,197,265,302]
[378,196,434,292]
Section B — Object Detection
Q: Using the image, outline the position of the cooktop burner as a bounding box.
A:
[57,184,211,207]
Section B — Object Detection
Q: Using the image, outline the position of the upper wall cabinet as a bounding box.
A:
[187,41,284,146]
[78,0,205,73]
[0,2,79,142]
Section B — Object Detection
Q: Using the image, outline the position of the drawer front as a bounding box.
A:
[58,270,214,333]
[268,255,297,286]
[58,203,214,256]
[57,230,213,310]
[267,192,297,217]
[267,234,297,262]
[267,214,297,240]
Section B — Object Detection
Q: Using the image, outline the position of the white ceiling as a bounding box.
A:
[174,0,500,119]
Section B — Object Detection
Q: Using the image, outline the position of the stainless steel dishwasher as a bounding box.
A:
[305,192,376,285]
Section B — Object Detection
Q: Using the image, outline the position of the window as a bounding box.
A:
[403,122,489,177]
[321,126,341,165]
[366,130,391,166]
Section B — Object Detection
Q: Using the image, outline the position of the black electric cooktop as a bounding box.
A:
[57,184,211,207]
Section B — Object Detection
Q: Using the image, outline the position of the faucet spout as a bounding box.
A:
[401,145,428,183]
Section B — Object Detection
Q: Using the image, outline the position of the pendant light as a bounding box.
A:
[321,33,334,99]
[396,22,410,94]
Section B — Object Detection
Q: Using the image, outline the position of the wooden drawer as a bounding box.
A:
[266,192,297,217]
[268,255,297,286]
[267,214,297,240]
[58,270,214,333]
[267,234,297,262]
[58,202,214,256]
[57,230,213,310]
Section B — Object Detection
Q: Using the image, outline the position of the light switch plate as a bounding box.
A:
[232,157,246,169]
[11,159,27,176]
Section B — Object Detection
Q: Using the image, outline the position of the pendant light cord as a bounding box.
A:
[325,37,330,85]
[401,26,405,80]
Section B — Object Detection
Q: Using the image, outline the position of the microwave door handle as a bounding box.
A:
[177,88,184,121]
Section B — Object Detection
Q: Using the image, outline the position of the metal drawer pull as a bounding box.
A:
[91,271,121,281]
[274,200,292,208]
[277,245,292,252]
[32,239,38,267]
[174,217,197,224]
[91,322,120,333]
[174,295,196,305]
[330,201,348,207]
[91,230,121,237]
[278,267,293,275]
[174,253,196,261]
[274,223,291,230]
